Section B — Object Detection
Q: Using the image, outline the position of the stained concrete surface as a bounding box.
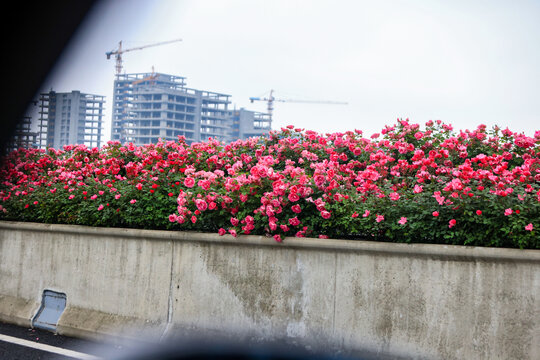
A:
[1,221,539,359]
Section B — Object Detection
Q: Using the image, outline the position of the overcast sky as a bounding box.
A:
[33,0,540,141]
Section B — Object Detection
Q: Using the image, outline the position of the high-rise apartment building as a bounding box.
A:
[228,108,272,140]
[38,90,104,149]
[111,72,271,145]
[4,117,39,153]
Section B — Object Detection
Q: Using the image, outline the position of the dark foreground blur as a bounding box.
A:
[0,321,411,360]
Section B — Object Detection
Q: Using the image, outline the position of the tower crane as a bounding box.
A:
[249,89,347,120]
[105,38,182,75]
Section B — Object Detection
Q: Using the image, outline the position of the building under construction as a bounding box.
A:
[38,90,105,149]
[111,72,271,146]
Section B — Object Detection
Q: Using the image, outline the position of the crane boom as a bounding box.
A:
[106,38,182,75]
[249,89,347,118]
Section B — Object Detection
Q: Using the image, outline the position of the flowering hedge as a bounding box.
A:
[1,119,539,249]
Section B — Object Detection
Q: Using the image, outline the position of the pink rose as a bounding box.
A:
[184,177,195,188]
[289,217,301,226]
[288,193,300,202]
[194,199,208,212]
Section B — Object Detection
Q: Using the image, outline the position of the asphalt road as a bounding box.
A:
[0,322,128,360]
[0,321,405,360]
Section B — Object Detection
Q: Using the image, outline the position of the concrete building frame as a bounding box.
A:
[38,91,105,149]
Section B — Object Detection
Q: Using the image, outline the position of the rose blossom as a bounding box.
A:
[194,199,208,212]
[289,217,301,226]
[184,177,195,188]
[288,192,300,202]
[291,204,302,214]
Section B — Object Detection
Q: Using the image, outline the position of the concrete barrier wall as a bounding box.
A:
[0,221,538,359]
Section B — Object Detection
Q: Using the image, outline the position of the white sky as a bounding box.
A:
[33,0,540,141]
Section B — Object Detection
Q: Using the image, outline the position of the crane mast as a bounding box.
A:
[106,38,182,75]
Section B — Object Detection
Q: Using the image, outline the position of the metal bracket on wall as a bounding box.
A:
[32,290,67,332]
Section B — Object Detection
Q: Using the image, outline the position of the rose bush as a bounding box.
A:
[1,119,539,248]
